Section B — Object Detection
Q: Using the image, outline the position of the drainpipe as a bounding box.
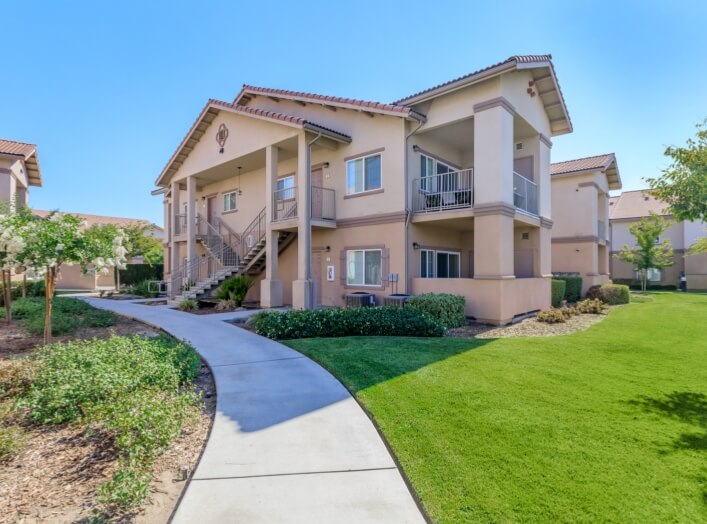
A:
[404,119,424,295]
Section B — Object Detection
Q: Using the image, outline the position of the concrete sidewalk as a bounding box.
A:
[82,298,426,524]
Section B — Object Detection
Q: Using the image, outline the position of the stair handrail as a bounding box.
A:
[216,217,241,248]
[239,207,266,260]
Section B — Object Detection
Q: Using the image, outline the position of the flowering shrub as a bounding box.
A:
[252,307,445,340]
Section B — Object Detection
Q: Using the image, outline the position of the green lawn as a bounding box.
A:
[286,293,707,523]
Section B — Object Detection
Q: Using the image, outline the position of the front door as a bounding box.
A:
[207,196,217,225]
[311,167,323,218]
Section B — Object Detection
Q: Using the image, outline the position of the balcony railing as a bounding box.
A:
[598,219,607,240]
[513,172,538,216]
[273,186,298,222]
[173,213,188,236]
[412,169,474,213]
[311,186,335,220]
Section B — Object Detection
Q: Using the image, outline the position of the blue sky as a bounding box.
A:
[2,0,705,226]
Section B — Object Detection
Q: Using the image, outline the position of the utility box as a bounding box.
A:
[383,294,410,307]
[345,292,375,307]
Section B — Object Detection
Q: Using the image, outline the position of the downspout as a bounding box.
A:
[404,118,424,295]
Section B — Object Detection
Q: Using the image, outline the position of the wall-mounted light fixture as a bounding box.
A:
[412,242,420,250]
[412,145,421,153]
[236,166,243,195]
[325,245,331,252]
[323,162,330,168]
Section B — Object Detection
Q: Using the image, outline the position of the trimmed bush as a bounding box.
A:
[252,307,445,340]
[611,279,677,291]
[537,309,566,324]
[586,284,630,305]
[553,275,583,302]
[551,279,566,308]
[406,293,466,329]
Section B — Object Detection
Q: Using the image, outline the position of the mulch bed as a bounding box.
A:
[0,315,215,523]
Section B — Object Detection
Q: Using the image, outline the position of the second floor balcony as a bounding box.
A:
[272,185,336,223]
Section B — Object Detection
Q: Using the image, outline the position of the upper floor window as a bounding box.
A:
[277,175,295,199]
[347,249,382,286]
[346,153,381,194]
[223,191,237,212]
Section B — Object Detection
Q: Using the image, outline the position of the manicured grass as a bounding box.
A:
[286,293,707,523]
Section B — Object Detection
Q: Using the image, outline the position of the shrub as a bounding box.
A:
[599,284,630,305]
[406,293,466,329]
[118,264,164,287]
[551,280,566,308]
[0,360,36,400]
[0,425,24,462]
[215,299,237,311]
[577,298,607,314]
[129,280,160,298]
[553,275,583,302]
[252,307,445,340]
[612,279,677,291]
[215,276,254,306]
[178,299,198,311]
[9,297,117,336]
[561,306,580,319]
[537,309,566,324]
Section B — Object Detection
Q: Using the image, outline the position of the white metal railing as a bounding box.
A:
[598,219,606,240]
[412,169,474,213]
[513,172,538,215]
[311,186,335,220]
[273,186,298,222]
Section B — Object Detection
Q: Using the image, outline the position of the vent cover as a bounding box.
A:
[515,142,523,150]
[521,232,529,240]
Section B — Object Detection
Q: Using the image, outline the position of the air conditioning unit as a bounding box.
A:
[345,292,375,307]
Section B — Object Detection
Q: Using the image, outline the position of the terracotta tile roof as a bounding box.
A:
[551,153,622,190]
[393,54,572,136]
[33,209,162,230]
[0,138,42,187]
[608,190,670,220]
[235,85,426,121]
[156,99,351,186]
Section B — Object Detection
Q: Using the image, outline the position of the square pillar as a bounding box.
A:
[186,176,197,278]
[261,145,283,307]
[474,213,515,278]
[293,131,313,309]
[532,225,553,278]
[170,181,181,275]
[537,134,552,219]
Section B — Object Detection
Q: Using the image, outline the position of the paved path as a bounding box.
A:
[82,298,426,524]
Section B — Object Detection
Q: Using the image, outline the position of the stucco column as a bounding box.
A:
[472,99,515,279]
[293,131,313,309]
[186,176,197,279]
[537,134,552,219]
[170,181,181,276]
[261,144,283,307]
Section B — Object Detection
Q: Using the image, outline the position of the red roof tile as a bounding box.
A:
[550,153,616,175]
[0,138,42,186]
[609,190,670,220]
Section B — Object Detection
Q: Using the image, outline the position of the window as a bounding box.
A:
[223,191,237,212]
[646,268,662,282]
[277,175,294,192]
[420,154,458,192]
[346,249,382,286]
[346,153,381,194]
[420,249,460,278]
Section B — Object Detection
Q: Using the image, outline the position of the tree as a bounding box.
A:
[688,236,707,255]
[0,205,31,324]
[18,211,127,344]
[613,213,675,291]
[646,119,707,223]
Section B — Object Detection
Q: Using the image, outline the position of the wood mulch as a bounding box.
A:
[0,316,215,523]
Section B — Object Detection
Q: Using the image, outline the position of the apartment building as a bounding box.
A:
[0,138,41,208]
[610,190,707,290]
[550,153,621,293]
[157,55,573,325]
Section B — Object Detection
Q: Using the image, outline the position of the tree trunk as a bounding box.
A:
[44,268,57,345]
[641,269,647,292]
[3,270,12,325]
[22,273,26,298]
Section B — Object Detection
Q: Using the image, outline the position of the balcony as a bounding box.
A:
[272,185,336,223]
[598,219,607,240]
[412,169,474,213]
[513,172,538,216]
[173,213,187,236]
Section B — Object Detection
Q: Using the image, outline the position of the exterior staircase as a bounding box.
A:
[167,208,295,304]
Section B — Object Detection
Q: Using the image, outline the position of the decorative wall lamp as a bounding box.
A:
[412,145,421,153]
[412,242,420,250]
[325,245,331,252]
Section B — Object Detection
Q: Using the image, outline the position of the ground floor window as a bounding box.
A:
[637,268,662,282]
[420,249,460,278]
[347,249,382,286]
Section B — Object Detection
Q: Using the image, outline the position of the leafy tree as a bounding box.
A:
[647,119,707,223]
[0,204,32,323]
[688,236,707,255]
[613,213,675,291]
[18,211,127,343]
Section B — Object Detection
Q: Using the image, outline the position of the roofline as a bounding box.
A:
[234,85,427,123]
[155,99,352,187]
[0,149,42,187]
[551,153,621,190]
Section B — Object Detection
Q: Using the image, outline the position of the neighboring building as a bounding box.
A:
[0,138,42,207]
[550,153,621,293]
[609,190,707,290]
[156,54,573,325]
[33,210,163,290]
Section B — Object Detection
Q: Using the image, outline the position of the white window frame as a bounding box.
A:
[346,153,382,195]
[420,154,459,192]
[346,248,382,286]
[223,191,237,212]
[277,175,295,192]
[647,268,661,282]
[420,249,461,278]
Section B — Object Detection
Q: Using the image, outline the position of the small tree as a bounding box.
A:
[613,213,675,291]
[18,211,127,344]
[0,204,31,324]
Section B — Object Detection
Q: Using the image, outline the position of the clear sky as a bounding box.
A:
[2,0,705,226]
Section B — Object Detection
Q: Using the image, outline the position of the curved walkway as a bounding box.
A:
[83,298,425,524]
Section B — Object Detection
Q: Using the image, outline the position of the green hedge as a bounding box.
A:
[0,297,118,335]
[252,307,445,340]
[118,264,164,287]
[553,275,583,302]
[0,279,46,306]
[586,284,630,305]
[406,293,466,328]
[551,279,566,308]
[612,278,677,291]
